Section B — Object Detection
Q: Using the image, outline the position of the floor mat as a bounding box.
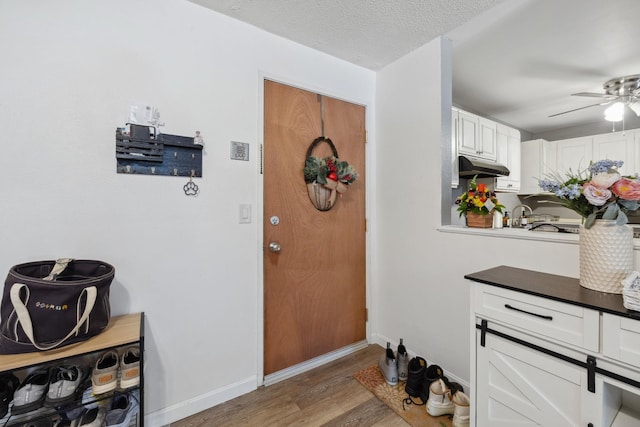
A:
[353,364,453,427]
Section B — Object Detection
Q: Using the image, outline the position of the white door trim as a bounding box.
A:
[256,70,373,386]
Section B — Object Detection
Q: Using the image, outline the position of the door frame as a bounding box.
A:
[256,72,373,386]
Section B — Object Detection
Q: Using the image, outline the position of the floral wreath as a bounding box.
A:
[303,137,358,210]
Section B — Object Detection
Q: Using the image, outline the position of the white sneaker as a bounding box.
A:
[452,390,470,427]
[426,378,454,416]
[119,346,141,389]
[92,350,119,394]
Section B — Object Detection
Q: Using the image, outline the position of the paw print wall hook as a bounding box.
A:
[183,173,199,196]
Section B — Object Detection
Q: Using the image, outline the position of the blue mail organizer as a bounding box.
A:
[116,124,203,177]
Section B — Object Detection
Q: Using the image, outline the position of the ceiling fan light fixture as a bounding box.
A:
[604,102,624,122]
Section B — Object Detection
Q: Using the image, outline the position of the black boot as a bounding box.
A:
[404,356,426,398]
[420,364,444,403]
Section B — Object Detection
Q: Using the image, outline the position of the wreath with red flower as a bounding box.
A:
[304,155,358,193]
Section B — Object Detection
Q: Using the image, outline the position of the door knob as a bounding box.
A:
[268,242,281,252]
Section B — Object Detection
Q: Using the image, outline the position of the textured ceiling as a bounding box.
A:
[190,0,640,137]
[449,0,640,136]
[189,0,502,70]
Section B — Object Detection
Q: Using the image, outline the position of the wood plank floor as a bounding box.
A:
[169,344,414,426]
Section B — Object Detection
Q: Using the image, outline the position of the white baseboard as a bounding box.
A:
[263,340,369,386]
[147,375,257,427]
[148,340,369,426]
[373,333,470,392]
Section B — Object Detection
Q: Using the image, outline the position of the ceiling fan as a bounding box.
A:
[549,74,640,119]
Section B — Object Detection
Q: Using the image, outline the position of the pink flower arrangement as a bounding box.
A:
[613,178,640,200]
[539,160,640,228]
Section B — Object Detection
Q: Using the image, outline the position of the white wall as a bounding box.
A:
[374,35,619,387]
[0,1,375,425]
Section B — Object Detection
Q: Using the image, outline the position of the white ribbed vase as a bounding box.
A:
[579,220,634,294]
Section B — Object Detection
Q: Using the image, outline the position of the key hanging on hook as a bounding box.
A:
[183,172,199,196]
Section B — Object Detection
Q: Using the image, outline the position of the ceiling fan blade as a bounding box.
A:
[548,102,609,118]
[571,92,618,99]
[628,101,640,117]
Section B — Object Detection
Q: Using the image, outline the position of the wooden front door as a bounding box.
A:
[263,80,366,375]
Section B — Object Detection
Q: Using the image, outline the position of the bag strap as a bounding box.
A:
[9,283,97,351]
[43,258,74,281]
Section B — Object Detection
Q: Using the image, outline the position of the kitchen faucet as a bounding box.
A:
[513,204,533,217]
[512,204,533,227]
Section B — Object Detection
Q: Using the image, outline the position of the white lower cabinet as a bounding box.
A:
[602,313,640,367]
[471,283,640,427]
[476,327,595,426]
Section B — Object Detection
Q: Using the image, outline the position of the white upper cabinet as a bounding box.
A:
[592,131,635,175]
[548,136,593,176]
[496,124,521,192]
[518,129,639,195]
[478,117,498,161]
[457,110,480,156]
[518,139,550,195]
[457,110,497,161]
[452,108,459,188]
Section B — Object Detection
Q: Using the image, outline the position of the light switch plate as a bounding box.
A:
[239,204,251,224]
[231,141,250,161]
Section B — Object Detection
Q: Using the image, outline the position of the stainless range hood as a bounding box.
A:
[458,155,510,178]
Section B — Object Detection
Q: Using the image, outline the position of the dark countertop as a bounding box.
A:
[465,265,640,320]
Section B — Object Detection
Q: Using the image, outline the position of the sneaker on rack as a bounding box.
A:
[12,368,50,415]
[0,372,19,418]
[118,347,140,390]
[396,339,409,382]
[426,378,455,417]
[46,365,88,407]
[105,390,139,427]
[77,407,106,427]
[17,418,54,427]
[92,350,119,395]
[378,342,398,386]
[452,390,470,427]
[52,418,77,427]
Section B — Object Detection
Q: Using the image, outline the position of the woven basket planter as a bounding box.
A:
[579,220,634,294]
[466,212,494,228]
[306,183,337,212]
